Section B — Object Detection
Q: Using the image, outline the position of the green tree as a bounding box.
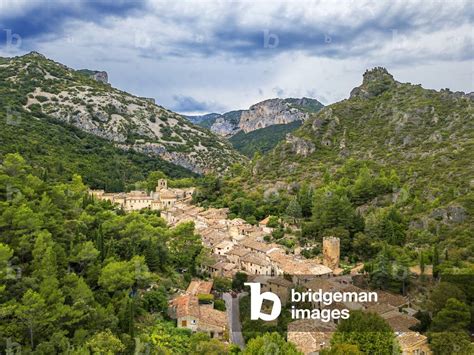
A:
[95,226,106,262]
[99,260,133,292]
[144,171,167,192]
[297,183,313,218]
[143,321,192,354]
[365,207,406,245]
[331,311,397,354]
[266,216,279,228]
[351,165,375,205]
[427,282,466,315]
[244,332,302,354]
[189,332,229,354]
[370,250,393,290]
[144,238,162,272]
[352,232,380,260]
[429,331,473,355]
[419,251,426,274]
[15,289,51,349]
[286,197,302,223]
[213,277,232,292]
[168,222,202,273]
[232,272,248,291]
[433,244,440,278]
[71,241,100,272]
[143,287,168,314]
[312,186,358,235]
[193,174,222,204]
[395,253,411,295]
[0,243,13,293]
[430,298,470,332]
[86,329,125,354]
[321,343,362,355]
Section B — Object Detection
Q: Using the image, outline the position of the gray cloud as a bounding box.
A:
[171,95,225,114]
[0,0,472,113]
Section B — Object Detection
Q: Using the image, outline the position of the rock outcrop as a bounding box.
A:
[239,98,314,133]
[285,134,315,157]
[92,71,108,84]
[350,67,397,99]
[211,116,241,136]
[77,69,109,84]
[191,98,324,137]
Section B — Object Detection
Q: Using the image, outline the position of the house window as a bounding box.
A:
[191,319,196,325]
[181,320,187,327]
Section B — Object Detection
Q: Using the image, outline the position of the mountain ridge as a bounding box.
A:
[2,51,244,174]
[186,97,324,137]
[247,67,473,250]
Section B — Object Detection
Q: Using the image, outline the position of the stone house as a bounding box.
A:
[168,280,228,339]
[208,261,237,278]
[213,240,234,255]
[259,216,274,234]
[226,246,249,265]
[240,238,279,256]
[397,332,432,355]
[90,179,194,211]
[287,319,336,354]
[159,190,178,209]
[260,277,293,305]
[240,253,273,275]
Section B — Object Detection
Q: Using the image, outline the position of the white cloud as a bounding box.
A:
[2,0,472,113]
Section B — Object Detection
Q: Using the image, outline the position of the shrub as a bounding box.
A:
[214,299,226,311]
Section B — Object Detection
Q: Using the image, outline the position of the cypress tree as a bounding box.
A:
[144,239,160,272]
[433,245,440,278]
[419,251,425,274]
[96,226,105,262]
[128,298,135,338]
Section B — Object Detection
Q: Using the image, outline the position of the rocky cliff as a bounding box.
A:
[3,52,244,174]
[189,98,323,137]
[77,69,109,84]
[184,113,221,128]
[239,97,323,133]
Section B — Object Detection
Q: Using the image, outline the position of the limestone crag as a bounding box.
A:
[239,98,309,133]
[211,116,240,136]
[350,67,397,99]
[92,71,108,84]
[285,134,315,157]
[202,98,324,136]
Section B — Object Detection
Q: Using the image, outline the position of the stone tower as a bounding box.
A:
[323,237,340,270]
[156,179,167,191]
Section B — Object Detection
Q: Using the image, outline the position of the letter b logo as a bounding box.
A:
[245,282,281,321]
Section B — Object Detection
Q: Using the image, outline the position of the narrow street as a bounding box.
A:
[223,292,246,349]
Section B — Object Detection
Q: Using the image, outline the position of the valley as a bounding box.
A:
[0,54,472,354]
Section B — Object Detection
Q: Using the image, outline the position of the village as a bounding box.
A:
[90,180,432,355]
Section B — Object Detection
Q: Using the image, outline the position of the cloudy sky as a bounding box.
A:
[0,0,472,114]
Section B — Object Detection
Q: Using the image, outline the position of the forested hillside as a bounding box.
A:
[229,121,302,157]
[0,52,243,174]
[0,154,220,353]
[194,68,473,272]
[0,111,196,192]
